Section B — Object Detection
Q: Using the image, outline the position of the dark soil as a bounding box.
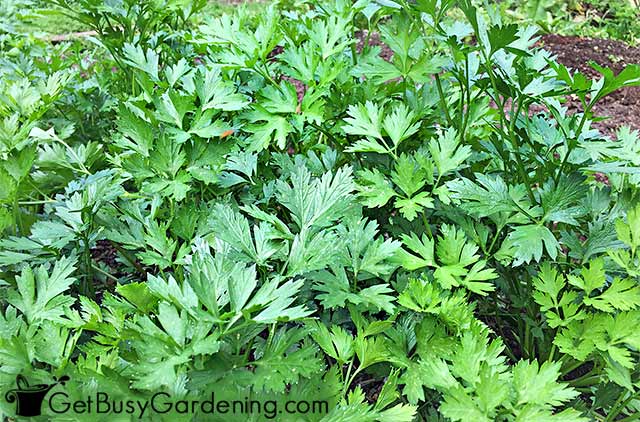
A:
[349,31,640,137]
[562,360,595,382]
[352,372,385,404]
[90,239,143,280]
[355,30,394,61]
[539,34,640,136]
[90,239,120,269]
[478,313,523,362]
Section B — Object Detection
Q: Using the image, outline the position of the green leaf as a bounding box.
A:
[209,204,258,263]
[512,360,579,407]
[7,256,77,325]
[195,67,249,111]
[356,168,396,208]
[346,137,390,154]
[391,153,427,197]
[123,43,160,81]
[507,224,559,265]
[584,278,640,312]
[343,101,384,141]
[276,165,356,231]
[280,43,319,84]
[539,176,587,225]
[308,14,351,59]
[157,302,186,346]
[395,192,434,221]
[440,387,490,422]
[228,264,258,313]
[258,82,299,114]
[339,218,401,278]
[244,109,293,151]
[253,328,323,392]
[475,371,510,415]
[382,103,420,147]
[393,232,435,271]
[354,335,389,371]
[358,284,397,314]
[155,91,192,129]
[253,343,324,393]
[487,23,519,55]
[428,128,471,177]
[164,58,190,87]
[398,279,442,313]
[448,174,531,218]
[249,278,312,323]
[0,168,17,202]
[591,63,640,101]
[615,203,640,249]
[115,106,154,157]
[116,282,158,313]
[312,266,365,309]
[308,321,355,364]
[377,404,417,422]
[352,54,402,84]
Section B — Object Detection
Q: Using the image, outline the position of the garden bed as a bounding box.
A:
[540,34,640,136]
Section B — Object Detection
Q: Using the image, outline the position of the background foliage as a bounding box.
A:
[1,0,640,420]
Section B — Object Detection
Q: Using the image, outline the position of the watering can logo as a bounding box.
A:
[4,374,69,417]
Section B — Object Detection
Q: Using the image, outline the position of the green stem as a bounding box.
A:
[508,99,535,203]
[350,37,358,66]
[459,56,471,142]
[421,213,433,238]
[568,373,600,388]
[55,137,92,175]
[487,222,506,254]
[561,359,587,376]
[91,264,119,282]
[112,243,146,274]
[434,73,454,126]
[619,412,640,422]
[554,99,591,185]
[606,391,640,422]
[82,234,95,298]
[524,323,531,359]
[266,322,276,347]
[547,343,556,362]
[308,122,339,146]
[344,366,362,394]
[12,194,24,236]
[18,199,56,205]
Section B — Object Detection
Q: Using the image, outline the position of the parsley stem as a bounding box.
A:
[91,264,119,282]
[421,213,433,238]
[344,366,362,393]
[546,343,556,362]
[560,359,585,376]
[434,73,453,126]
[487,222,506,255]
[619,414,640,422]
[569,373,600,388]
[343,360,354,391]
[308,122,338,146]
[112,242,146,275]
[459,56,472,143]
[606,390,640,422]
[350,39,358,66]
[523,323,531,359]
[554,99,591,185]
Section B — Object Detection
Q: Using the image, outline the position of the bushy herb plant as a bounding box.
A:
[1,0,640,420]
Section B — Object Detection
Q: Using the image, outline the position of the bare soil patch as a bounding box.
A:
[539,34,640,136]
